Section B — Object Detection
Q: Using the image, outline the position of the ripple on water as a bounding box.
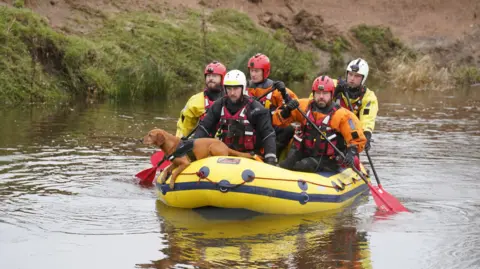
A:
[0,145,159,236]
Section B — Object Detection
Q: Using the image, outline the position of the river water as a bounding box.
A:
[0,87,479,269]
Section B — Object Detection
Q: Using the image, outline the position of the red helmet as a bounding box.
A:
[312,75,335,93]
[247,53,271,80]
[204,61,227,84]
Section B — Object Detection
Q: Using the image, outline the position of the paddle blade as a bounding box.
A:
[150,151,165,166]
[135,166,157,185]
[366,182,409,214]
[136,160,171,186]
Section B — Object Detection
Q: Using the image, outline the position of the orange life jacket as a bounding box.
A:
[294,103,344,157]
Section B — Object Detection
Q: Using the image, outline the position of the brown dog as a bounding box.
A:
[143,128,255,189]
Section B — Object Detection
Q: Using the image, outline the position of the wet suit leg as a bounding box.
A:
[280,150,341,173]
[279,148,303,170]
[275,125,294,157]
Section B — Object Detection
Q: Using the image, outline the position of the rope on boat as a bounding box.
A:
[179,171,358,190]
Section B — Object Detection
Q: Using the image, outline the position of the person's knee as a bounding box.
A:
[292,157,319,173]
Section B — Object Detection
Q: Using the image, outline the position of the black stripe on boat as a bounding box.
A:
[156,182,368,203]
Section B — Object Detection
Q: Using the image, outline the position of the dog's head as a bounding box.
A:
[143,129,166,147]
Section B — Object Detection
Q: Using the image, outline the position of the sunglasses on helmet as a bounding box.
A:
[349,64,360,72]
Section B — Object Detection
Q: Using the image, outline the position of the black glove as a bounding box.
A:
[342,146,357,167]
[264,156,277,165]
[335,78,348,97]
[280,99,299,118]
[273,81,287,98]
[364,131,372,151]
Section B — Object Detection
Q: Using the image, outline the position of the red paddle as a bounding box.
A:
[365,150,408,213]
[150,151,166,167]
[136,151,171,186]
[341,90,409,213]
[137,124,200,186]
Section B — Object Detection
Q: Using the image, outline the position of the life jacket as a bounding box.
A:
[337,88,365,117]
[294,103,343,157]
[219,99,256,152]
[200,90,215,120]
[171,139,197,161]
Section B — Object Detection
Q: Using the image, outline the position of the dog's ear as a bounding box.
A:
[156,131,165,146]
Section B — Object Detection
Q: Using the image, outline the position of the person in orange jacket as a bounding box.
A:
[247,53,298,156]
[272,75,366,172]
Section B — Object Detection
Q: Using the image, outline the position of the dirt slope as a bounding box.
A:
[11,0,477,39]
[2,0,479,65]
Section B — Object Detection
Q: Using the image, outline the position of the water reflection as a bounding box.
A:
[143,199,372,269]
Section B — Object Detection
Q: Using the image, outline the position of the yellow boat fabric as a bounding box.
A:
[156,156,370,214]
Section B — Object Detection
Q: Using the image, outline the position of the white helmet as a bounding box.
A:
[223,69,248,95]
[346,58,369,85]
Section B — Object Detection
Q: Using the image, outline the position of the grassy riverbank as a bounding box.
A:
[0,7,315,105]
[1,5,478,105]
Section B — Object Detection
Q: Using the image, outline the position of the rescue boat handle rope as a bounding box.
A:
[178,172,355,189]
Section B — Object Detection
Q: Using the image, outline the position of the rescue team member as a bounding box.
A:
[273,75,366,172]
[194,70,277,165]
[334,58,378,151]
[176,61,227,138]
[247,53,298,156]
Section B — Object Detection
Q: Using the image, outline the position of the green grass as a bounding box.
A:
[351,24,404,57]
[452,66,480,85]
[13,0,24,8]
[313,37,350,72]
[0,7,316,105]
[350,24,416,71]
[0,7,67,104]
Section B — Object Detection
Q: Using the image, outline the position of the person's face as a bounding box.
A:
[313,90,332,108]
[205,74,222,89]
[249,68,264,83]
[347,71,363,88]
[225,86,243,103]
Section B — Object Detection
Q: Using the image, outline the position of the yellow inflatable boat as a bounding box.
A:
[156,156,370,214]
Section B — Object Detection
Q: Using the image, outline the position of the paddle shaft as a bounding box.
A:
[344,91,382,187]
[365,150,381,186]
[343,90,355,112]
[184,124,199,140]
[295,107,369,183]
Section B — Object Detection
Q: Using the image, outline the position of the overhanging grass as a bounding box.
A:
[0,7,316,105]
[0,7,65,104]
[386,54,452,91]
[386,54,480,92]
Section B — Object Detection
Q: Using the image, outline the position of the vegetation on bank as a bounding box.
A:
[1,6,478,105]
[0,7,315,105]
[350,24,479,91]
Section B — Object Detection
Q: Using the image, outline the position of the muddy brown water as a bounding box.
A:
[0,87,479,269]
